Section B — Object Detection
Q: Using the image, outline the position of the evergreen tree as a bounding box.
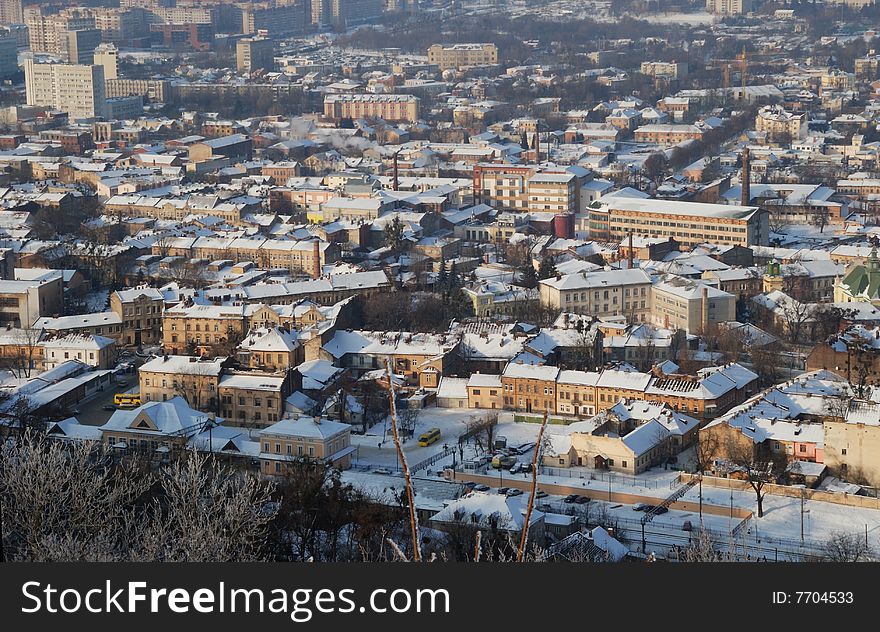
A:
[383,216,405,254]
[520,132,530,151]
[436,261,448,291]
[448,261,460,291]
[538,256,557,280]
[520,262,538,289]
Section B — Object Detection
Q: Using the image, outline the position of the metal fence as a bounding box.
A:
[411,446,457,473]
[538,466,661,490]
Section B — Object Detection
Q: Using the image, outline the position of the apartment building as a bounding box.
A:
[149,22,213,51]
[651,276,736,334]
[188,134,253,162]
[501,363,560,414]
[0,33,17,79]
[139,355,228,411]
[527,172,578,214]
[34,312,123,341]
[473,164,582,213]
[755,105,808,141]
[110,286,164,347]
[633,124,703,145]
[105,78,171,102]
[0,0,22,25]
[855,55,880,79]
[555,369,601,417]
[0,276,63,327]
[41,333,115,370]
[152,236,335,278]
[218,373,290,428]
[323,94,420,123]
[823,408,880,483]
[25,8,95,56]
[237,326,302,372]
[466,373,503,409]
[322,330,459,389]
[91,7,150,45]
[639,61,688,79]
[427,43,499,70]
[706,0,752,13]
[490,362,757,420]
[588,196,768,248]
[24,60,106,120]
[236,37,274,73]
[539,268,653,322]
[329,0,384,27]
[259,417,354,476]
[93,43,118,80]
[241,3,305,36]
[162,303,267,357]
[836,178,880,200]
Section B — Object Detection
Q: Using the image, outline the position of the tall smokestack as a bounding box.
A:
[628,232,634,269]
[701,286,710,333]
[393,151,399,191]
[741,147,751,206]
[312,239,321,280]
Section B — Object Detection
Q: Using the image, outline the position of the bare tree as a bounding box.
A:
[724,436,786,518]
[821,532,871,562]
[9,326,42,379]
[0,432,151,561]
[465,411,498,455]
[675,529,721,562]
[0,434,277,562]
[385,360,422,562]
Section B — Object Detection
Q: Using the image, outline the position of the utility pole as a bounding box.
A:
[800,487,805,543]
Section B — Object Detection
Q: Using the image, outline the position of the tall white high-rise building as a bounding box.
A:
[94,42,118,80]
[24,59,106,120]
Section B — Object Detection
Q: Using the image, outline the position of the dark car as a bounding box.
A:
[574,495,590,504]
[563,494,580,504]
[654,506,669,515]
[535,490,548,499]
[633,503,648,511]
[473,484,490,492]
[463,481,477,491]
[497,487,511,495]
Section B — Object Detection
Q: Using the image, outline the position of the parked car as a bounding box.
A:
[373,468,393,475]
[492,454,517,470]
[563,494,580,504]
[574,496,590,504]
[473,484,490,492]
[654,506,669,515]
[463,481,477,491]
[505,488,523,497]
[633,503,649,511]
[497,487,511,495]
[535,490,548,499]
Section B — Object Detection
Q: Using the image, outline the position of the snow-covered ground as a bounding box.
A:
[352,406,880,554]
[351,409,568,469]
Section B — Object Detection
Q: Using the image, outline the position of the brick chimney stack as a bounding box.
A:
[312,239,321,279]
[741,147,751,206]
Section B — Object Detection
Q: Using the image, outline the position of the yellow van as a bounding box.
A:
[114,393,141,409]
[417,427,441,447]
